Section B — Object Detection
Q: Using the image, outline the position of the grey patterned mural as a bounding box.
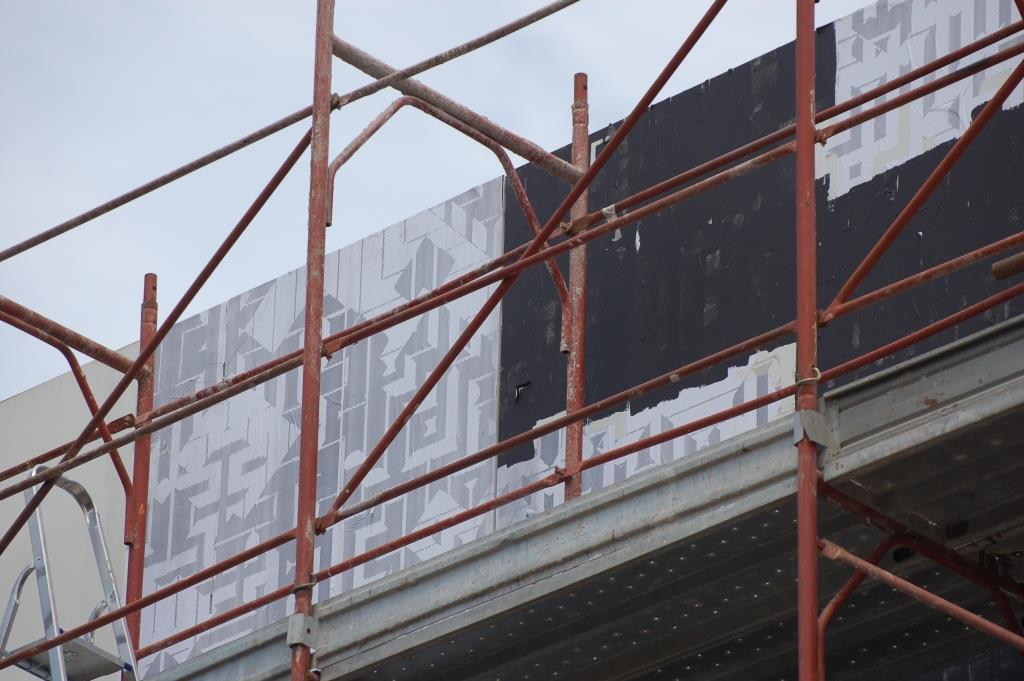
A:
[140,179,504,674]
[823,0,1024,198]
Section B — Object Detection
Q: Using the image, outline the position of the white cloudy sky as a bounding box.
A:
[0,0,871,400]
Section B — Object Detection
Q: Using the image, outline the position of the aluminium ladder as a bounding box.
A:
[0,466,138,681]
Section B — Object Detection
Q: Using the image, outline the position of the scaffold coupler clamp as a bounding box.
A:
[793,408,833,452]
[287,611,320,650]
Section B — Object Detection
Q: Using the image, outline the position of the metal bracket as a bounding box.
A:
[793,409,832,448]
[287,612,320,649]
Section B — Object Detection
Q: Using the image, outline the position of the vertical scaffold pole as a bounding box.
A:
[565,72,590,501]
[794,0,820,679]
[125,272,157,668]
[293,1,335,680]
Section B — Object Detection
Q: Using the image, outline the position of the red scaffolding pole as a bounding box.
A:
[794,2,820,679]
[290,3,336,681]
[125,273,157,657]
[564,72,591,501]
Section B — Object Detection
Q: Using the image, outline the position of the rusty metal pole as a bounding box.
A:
[125,274,157,659]
[0,297,136,374]
[820,540,1024,652]
[292,1,335,680]
[0,312,133,503]
[330,37,582,183]
[564,73,590,501]
[992,250,1024,279]
[794,0,820,680]
[817,538,896,679]
[988,586,1024,660]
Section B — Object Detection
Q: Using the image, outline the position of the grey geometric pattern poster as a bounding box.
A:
[141,179,503,674]
[823,0,1023,199]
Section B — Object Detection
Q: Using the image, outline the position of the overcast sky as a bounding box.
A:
[0,0,871,401]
